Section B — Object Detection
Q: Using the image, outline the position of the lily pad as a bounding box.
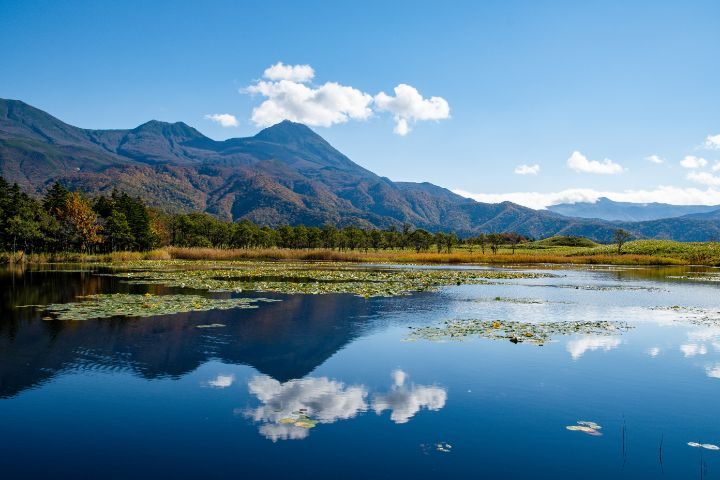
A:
[27,293,278,321]
[109,261,553,298]
[408,319,631,345]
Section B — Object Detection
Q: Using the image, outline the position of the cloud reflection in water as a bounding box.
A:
[566,336,622,360]
[242,370,446,441]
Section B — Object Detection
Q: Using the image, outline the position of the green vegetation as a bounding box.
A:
[2,176,719,266]
[112,261,552,297]
[530,236,599,248]
[407,319,632,344]
[20,293,277,321]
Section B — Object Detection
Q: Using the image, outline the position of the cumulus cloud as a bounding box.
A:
[687,171,720,186]
[243,64,449,135]
[374,84,450,136]
[204,113,239,127]
[646,347,661,357]
[681,155,708,169]
[567,151,624,174]
[704,133,720,150]
[246,79,373,128]
[371,370,447,424]
[452,186,720,209]
[713,162,720,172]
[514,164,540,175]
[566,336,621,360]
[645,155,664,164]
[207,374,235,388]
[263,62,315,82]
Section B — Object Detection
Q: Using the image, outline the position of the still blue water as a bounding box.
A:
[1,265,719,478]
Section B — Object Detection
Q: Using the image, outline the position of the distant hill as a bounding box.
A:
[549,197,720,222]
[2,98,720,242]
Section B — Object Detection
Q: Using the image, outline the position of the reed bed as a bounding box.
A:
[0,243,705,266]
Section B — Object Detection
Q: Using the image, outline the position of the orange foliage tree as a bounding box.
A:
[61,192,103,252]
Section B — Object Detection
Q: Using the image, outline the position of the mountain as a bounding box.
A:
[549,197,720,222]
[2,98,720,242]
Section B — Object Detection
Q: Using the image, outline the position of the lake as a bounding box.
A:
[1,263,719,479]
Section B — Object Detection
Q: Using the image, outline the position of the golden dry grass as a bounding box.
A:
[0,245,698,266]
[162,247,687,266]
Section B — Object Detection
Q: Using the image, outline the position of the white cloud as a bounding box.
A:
[704,133,720,150]
[514,164,540,175]
[681,155,708,169]
[680,343,708,357]
[244,64,450,135]
[645,155,664,164]
[374,84,450,136]
[246,79,373,128]
[207,374,235,388]
[204,113,239,127]
[263,62,315,83]
[687,171,720,186]
[713,162,720,172]
[452,186,720,209]
[566,336,621,359]
[706,364,720,379]
[371,370,447,424]
[567,151,624,174]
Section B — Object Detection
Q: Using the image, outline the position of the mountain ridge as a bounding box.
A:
[2,98,720,242]
[549,197,720,222]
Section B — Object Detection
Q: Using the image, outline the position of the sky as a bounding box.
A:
[1,0,719,208]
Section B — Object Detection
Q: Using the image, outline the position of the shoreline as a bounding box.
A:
[2,243,719,267]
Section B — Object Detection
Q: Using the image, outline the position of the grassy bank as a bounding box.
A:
[3,239,719,266]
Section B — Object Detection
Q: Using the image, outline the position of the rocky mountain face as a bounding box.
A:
[2,98,720,242]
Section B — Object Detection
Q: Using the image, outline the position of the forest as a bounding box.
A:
[0,177,527,255]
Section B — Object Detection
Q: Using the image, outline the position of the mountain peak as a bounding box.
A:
[131,120,206,142]
[253,120,325,145]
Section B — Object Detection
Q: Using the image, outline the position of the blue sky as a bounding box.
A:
[2,0,719,207]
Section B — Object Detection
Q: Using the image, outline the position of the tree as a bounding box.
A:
[43,182,69,217]
[613,229,632,254]
[477,233,487,254]
[434,232,446,253]
[444,232,458,253]
[105,211,134,251]
[506,232,523,254]
[410,229,432,253]
[61,192,103,252]
[487,233,502,254]
[7,214,41,254]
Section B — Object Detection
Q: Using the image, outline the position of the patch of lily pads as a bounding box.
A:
[407,319,632,345]
[110,261,553,298]
[27,293,277,321]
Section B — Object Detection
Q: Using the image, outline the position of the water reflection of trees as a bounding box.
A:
[0,271,405,398]
[243,370,447,441]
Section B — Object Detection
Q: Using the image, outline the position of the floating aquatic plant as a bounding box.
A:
[110,261,553,298]
[29,293,277,321]
[407,319,632,345]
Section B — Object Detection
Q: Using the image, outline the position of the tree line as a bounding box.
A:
[0,177,532,254]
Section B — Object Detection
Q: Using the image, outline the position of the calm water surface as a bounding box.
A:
[1,264,720,479]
